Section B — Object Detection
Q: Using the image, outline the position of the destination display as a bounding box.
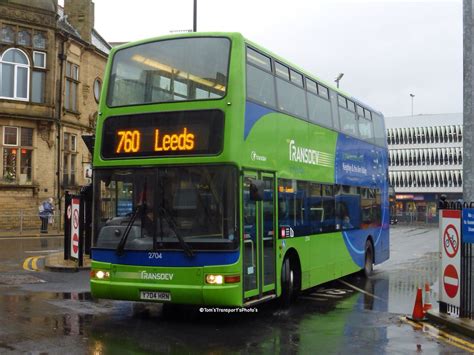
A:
[101,110,224,158]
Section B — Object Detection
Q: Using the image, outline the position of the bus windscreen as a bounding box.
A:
[106,37,230,107]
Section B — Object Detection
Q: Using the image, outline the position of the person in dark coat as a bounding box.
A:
[438,194,448,210]
[39,197,54,233]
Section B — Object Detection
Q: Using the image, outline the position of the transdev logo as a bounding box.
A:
[288,140,333,167]
[251,151,267,162]
[140,271,174,281]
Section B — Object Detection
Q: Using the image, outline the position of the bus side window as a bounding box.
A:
[308,182,323,234]
[247,64,276,108]
[278,195,288,221]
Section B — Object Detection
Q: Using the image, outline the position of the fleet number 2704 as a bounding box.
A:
[148,252,163,259]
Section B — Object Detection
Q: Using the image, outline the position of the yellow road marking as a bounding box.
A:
[401,316,474,353]
[22,256,45,272]
[31,256,44,271]
[22,256,33,271]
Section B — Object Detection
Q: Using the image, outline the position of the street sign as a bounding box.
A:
[439,209,461,307]
[443,264,459,298]
[70,198,80,260]
[72,233,79,255]
[443,224,459,258]
[462,208,474,243]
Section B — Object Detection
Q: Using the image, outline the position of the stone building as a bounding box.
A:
[0,0,110,230]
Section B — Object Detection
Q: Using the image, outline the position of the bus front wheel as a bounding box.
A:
[280,256,295,307]
[363,240,374,277]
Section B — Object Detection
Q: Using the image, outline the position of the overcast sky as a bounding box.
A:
[87,0,461,117]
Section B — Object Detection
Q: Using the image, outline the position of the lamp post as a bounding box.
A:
[193,0,197,32]
[410,93,415,116]
[335,73,344,89]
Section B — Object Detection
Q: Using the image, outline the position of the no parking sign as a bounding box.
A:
[439,210,461,307]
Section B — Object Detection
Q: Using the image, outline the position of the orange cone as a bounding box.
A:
[408,287,426,321]
[423,283,432,312]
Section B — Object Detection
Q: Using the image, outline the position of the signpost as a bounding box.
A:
[439,210,461,307]
[70,197,80,260]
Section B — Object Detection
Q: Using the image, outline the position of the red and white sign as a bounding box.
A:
[439,210,461,307]
[443,264,459,298]
[70,198,80,259]
[72,233,79,255]
[443,224,459,258]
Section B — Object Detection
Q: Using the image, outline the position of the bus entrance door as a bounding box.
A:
[242,171,276,302]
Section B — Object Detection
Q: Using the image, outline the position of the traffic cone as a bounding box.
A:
[408,287,426,321]
[423,283,432,312]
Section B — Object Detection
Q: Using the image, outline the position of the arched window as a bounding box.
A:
[0,48,30,100]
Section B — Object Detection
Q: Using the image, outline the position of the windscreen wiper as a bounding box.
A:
[159,207,194,257]
[116,204,144,256]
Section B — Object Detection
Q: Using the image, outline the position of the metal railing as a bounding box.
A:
[393,211,439,225]
[438,201,474,320]
[0,211,61,235]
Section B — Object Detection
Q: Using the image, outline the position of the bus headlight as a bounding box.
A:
[91,270,110,280]
[205,274,224,285]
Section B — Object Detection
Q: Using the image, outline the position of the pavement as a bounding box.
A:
[426,310,474,339]
[1,227,473,339]
[43,250,91,272]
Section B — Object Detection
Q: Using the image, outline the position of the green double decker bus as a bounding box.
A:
[90,32,390,307]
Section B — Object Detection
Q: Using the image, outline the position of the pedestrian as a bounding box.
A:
[438,194,448,210]
[39,197,54,233]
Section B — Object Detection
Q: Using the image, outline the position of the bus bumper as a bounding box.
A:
[90,262,243,307]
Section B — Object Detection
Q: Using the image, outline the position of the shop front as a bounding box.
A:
[394,193,462,224]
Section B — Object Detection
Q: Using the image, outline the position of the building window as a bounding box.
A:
[31,52,46,103]
[33,52,46,68]
[3,126,17,145]
[33,31,46,49]
[93,78,101,103]
[63,132,77,186]
[0,48,30,100]
[17,28,31,46]
[1,25,14,44]
[65,62,79,112]
[1,126,33,184]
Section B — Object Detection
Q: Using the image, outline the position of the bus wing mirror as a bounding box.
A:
[249,179,264,201]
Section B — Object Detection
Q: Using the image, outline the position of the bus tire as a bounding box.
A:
[280,256,295,307]
[363,240,374,277]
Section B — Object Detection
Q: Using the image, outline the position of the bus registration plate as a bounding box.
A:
[140,291,171,301]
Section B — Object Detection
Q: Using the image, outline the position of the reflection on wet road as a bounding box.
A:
[0,227,472,354]
[0,236,61,272]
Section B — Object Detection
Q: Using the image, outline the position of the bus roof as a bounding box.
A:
[109,31,382,116]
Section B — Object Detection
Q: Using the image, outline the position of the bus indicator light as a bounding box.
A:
[224,275,241,284]
[280,226,294,238]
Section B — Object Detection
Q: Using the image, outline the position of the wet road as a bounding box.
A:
[0,227,472,354]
